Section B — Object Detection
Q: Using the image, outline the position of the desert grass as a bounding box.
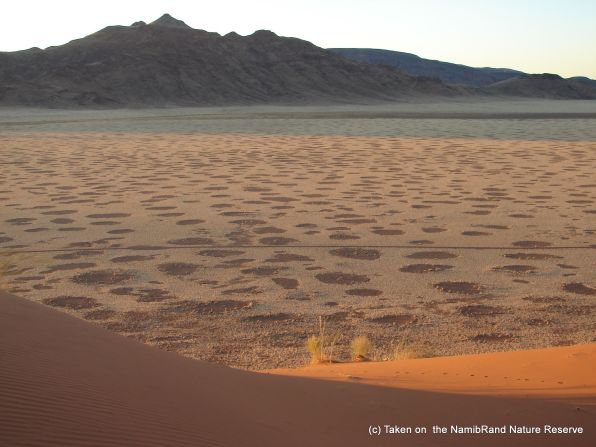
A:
[306,316,340,364]
[389,334,435,360]
[350,336,373,361]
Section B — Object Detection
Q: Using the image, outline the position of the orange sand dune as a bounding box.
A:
[1,291,594,447]
[270,344,596,399]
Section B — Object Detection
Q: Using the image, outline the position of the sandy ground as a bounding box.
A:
[1,102,595,369]
[1,291,594,447]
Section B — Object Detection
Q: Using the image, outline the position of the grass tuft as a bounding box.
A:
[350,335,373,361]
[391,336,435,360]
[306,335,325,364]
[305,316,340,364]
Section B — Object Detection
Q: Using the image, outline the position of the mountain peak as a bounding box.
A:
[150,14,191,29]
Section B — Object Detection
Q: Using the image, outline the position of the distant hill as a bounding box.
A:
[569,76,596,89]
[485,73,596,99]
[1,16,594,107]
[0,14,462,107]
[329,48,523,87]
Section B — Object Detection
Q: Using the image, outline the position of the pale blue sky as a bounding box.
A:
[2,0,595,78]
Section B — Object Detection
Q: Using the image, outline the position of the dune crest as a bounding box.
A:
[1,291,594,447]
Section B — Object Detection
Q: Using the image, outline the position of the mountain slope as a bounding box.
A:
[486,73,596,99]
[329,48,523,87]
[569,76,596,89]
[0,15,462,107]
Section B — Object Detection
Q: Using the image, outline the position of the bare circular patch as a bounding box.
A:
[111,255,154,263]
[241,266,286,276]
[43,296,99,309]
[108,229,135,234]
[199,249,245,257]
[72,270,134,285]
[406,251,457,260]
[493,265,537,274]
[512,240,552,248]
[157,262,199,276]
[329,233,360,240]
[176,219,205,225]
[329,247,381,260]
[563,282,596,296]
[266,253,313,263]
[259,237,298,245]
[253,226,287,234]
[168,237,214,245]
[346,288,383,296]
[51,218,75,224]
[462,231,491,236]
[90,221,120,226]
[400,264,453,273]
[86,213,130,218]
[272,278,299,289]
[42,262,96,273]
[135,288,174,302]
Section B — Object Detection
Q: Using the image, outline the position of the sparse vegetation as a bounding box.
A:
[0,250,18,288]
[305,316,340,364]
[306,335,325,364]
[350,336,373,361]
[305,322,436,365]
[390,335,435,360]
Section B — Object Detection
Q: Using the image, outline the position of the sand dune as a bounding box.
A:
[1,291,594,446]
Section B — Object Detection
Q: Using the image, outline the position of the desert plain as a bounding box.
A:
[1,100,595,370]
[1,100,595,446]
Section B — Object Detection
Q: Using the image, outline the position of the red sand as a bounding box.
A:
[1,291,594,446]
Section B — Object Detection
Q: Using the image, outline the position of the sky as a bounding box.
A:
[1,0,595,78]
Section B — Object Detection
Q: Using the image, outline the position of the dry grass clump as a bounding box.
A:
[390,336,435,360]
[305,320,435,365]
[350,336,373,361]
[305,335,325,364]
[305,316,340,364]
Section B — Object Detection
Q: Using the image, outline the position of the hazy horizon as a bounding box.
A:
[1,0,595,78]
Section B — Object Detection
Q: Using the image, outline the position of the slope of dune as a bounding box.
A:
[270,345,596,398]
[1,290,594,447]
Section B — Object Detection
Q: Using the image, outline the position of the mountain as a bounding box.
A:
[569,76,596,89]
[329,48,523,87]
[0,14,463,107]
[485,73,596,99]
